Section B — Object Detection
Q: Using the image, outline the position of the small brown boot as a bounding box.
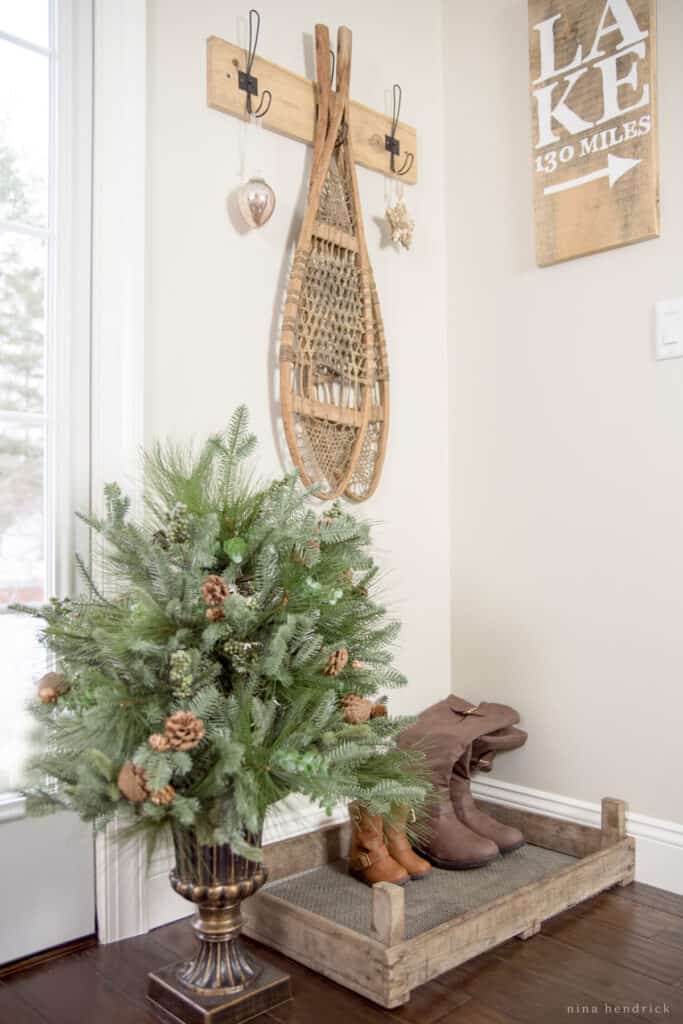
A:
[348,802,410,886]
[383,805,431,880]
[450,772,525,854]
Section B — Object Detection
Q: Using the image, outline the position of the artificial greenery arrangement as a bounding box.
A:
[15,408,427,858]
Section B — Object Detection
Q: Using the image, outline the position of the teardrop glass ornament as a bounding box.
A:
[237,176,276,228]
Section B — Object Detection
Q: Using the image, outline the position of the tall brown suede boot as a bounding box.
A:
[450,721,527,852]
[399,696,524,869]
[470,725,528,773]
[348,802,409,886]
[420,791,499,869]
[400,696,530,868]
[383,805,431,880]
[450,771,525,854]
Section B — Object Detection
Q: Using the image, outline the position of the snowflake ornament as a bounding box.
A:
[386,198,414,250]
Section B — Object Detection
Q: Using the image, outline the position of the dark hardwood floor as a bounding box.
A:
[1,882,681,1023]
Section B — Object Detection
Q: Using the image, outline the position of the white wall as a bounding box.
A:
[445,0,683,826]
[145,0,451,715]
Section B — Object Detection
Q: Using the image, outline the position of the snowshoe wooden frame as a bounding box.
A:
[247,797,635,1009]
[207,24,397,501]
[277,25,389,501]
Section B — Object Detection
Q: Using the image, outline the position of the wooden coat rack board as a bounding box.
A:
[206,35,418,185]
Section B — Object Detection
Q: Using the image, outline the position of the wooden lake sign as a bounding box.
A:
[528,0,659,266]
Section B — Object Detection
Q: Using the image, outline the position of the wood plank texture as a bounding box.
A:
[474,799,602,857]
[243,890,400,1007]
[263,821,350,882]
[244,836,635,1007]
[528,0,659,265]
[206,36,418,184]
[386,839,635,999]
[372,883,406,946]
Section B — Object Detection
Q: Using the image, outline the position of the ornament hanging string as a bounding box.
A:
[383,85,414,250]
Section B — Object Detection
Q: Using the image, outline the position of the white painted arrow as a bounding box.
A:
[544,154,641,197]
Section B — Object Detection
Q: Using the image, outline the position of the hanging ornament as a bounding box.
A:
[237,176,276,228]
[237,112,276,229]
[385,180,414,251]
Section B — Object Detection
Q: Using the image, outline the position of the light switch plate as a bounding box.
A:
[655,298,683,361]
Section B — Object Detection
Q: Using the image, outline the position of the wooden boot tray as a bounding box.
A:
[244,797,635,1009]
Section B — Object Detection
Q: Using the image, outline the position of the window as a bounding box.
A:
[0,1,92,793]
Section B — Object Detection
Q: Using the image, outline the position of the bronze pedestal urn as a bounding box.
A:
[147,825,291,1023]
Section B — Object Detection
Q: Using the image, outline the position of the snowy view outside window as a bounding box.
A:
[1,1,52,792]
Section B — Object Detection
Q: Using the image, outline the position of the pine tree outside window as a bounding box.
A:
[0,1,90,795]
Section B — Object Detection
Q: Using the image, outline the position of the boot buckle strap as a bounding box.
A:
[349,851,374,870]
[350,846,393,870]
[453,703,484,718]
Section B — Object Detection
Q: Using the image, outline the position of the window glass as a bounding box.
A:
[0,613,44,791]
[0,40,49,227]
[0,233,46,414]
[0,0,50,49]
[0,422,45,605]
[0,2,51,794]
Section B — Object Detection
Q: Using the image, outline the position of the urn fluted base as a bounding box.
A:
[148,959,291,1024]
[147,826,291,1023]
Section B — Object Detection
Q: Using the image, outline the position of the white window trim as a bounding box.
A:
[90,0,147,944]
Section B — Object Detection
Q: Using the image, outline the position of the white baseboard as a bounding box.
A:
[262,795,349,846]
[472,776,683,896]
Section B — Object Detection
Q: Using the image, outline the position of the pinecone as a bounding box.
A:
[201,574,230,606]
[164,711,206,751]
[341,693,373,724]
[370,702,388,718]
[206,606,224,623]
[37,672,70,704]
[152,528,169,550]
[150,785,175,806]
[148,733,170,752]
[117,761,149,803]
[324,647,349,677]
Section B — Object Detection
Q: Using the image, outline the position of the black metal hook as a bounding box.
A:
[385,84,414,177]
[237,9,272,118]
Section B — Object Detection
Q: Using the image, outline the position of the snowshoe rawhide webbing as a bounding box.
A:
[279,25,389,501]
